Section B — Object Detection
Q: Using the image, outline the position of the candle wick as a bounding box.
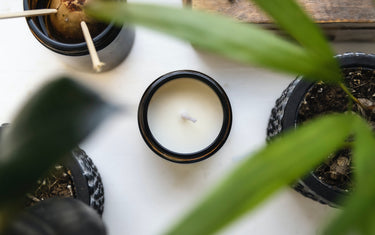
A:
[181,112,197,123]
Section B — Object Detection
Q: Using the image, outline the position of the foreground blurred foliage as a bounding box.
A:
[0,77,115,233]
[86,0,375,234]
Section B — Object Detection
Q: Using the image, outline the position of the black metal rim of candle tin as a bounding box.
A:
[24,0,129,56]
[138,70,232,164]
[266,52,375,207]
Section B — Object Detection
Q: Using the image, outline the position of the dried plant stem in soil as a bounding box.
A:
[298,68,375,191]
[25,164,75,207]
[339,82,371,112]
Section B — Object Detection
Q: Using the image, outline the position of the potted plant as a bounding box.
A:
[2,118,106,215]
[0,76,115,234]
[24,0,135,72]
[22,146,105,215]
[267,52,375,207]
[86,0,375,234]
[18,142,106,215]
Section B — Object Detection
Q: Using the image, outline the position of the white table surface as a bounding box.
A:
[1,1,375,234]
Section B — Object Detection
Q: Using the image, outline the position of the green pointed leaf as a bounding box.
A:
[0,77,116,205]
[249,0,335,58]
[324,116,375,235]
[248,0,341,82]
[85,2,341,83]
[166,114,355,235]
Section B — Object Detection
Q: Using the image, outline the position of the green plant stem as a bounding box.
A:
[348,95,353,112]
[340,83,364,109]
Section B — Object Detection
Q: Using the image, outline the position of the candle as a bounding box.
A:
[138,70,232,163]
[148,78,223,153]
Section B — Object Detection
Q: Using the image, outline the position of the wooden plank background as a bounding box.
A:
[183,0,375,41]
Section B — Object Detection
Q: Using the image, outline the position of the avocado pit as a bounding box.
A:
[47,0,106,43]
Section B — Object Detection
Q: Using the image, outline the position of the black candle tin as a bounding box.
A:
[138,70,232,164]
[24,0,135,72]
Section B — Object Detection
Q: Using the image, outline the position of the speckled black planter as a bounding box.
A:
[64,148,105,215]
[0,123,105,215]
[266,53,375,207]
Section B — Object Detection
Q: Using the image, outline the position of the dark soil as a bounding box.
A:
[25,164,76,207]
[297,67,375,191]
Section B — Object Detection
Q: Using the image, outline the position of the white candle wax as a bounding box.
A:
[147,78,224,154]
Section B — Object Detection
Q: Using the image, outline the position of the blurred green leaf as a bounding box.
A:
[166,114,355,235]
[85,2,341,83]
[352,117,375,186]
[249,0,334,57]
[0,77,116,205]
[324,116,375,235]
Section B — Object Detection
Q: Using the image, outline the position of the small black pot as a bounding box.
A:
[266,53,375,207]
[63,147,105,215]
[23,0,135,72]
[0,123,105,215]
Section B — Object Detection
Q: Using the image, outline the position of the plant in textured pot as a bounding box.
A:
[267,52,375,208]
[87,0,375,234]
[22,146,105,215]
[0,77,115,234]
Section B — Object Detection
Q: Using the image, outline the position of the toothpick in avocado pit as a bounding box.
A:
[0,9,57,20]
[80,21,106,73]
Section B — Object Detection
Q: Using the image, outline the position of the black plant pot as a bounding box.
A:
[63,148,105,215]
[24,0,135,72]
[0,124,105,215]
[266,52,375,207]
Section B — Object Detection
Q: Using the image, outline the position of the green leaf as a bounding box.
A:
[85,2,341,83]
[166,114,355,235]
[249,0,334,58]
[248,0,341,82]
[0,77,116,205]
[324,116,375,235]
